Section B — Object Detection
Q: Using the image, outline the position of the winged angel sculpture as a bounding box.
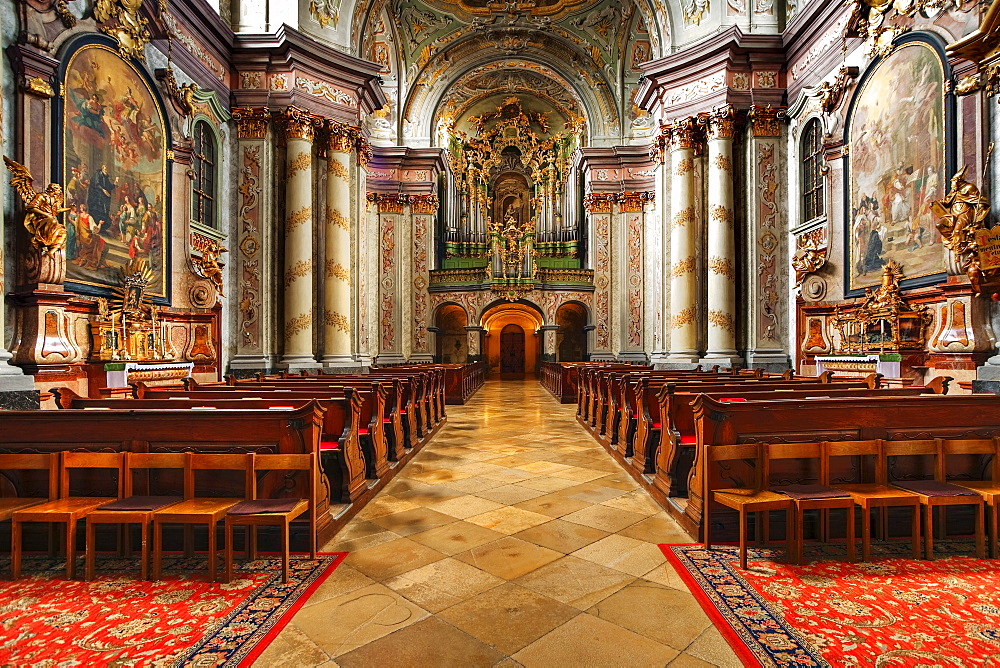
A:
[4,156,70,257]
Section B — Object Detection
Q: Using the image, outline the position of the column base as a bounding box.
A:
[667,351,701,364]
[229,354,277,373]
[745,349,790,373]
[617,352,648,363]
[375,353,406,366]
[320,355,364,375]
[649,350,670,365]
[589,352,616,362]
[700,352,744,368]
[409,353,434,364]
[654,362,701,370]
[279,354,321,370]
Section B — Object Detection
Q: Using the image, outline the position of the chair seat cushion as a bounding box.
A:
[773,484,849,500]
[894,480,981,497]
[98,496,183,511]
[227,499,302,515]
[320,439,340,450]
[719,397,747,403]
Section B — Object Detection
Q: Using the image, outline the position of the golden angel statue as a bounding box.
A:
[4,156,71,257]
[193,240,227,297]
[931,165,991,257]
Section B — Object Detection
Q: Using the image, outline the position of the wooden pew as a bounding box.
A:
[52,387,371,505]
[651,383,946,499]
[685,393,1000,541]
[0,402,340,546]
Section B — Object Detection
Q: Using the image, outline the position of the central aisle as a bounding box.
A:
[259,380,739,667]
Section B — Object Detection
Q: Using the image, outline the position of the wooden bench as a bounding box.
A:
[51,387,371,504]
[0,403,335,547]
[686,393,1000,543]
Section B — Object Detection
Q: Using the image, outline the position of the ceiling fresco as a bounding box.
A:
[348,0,658,144]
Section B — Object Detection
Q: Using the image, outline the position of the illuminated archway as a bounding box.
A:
[480,301,544,378]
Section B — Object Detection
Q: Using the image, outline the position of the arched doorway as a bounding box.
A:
[500,324,526,377]
[556,302,588,362]
[480,300,544,379]
[434,304,468,363]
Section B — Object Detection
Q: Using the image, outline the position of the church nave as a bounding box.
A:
[258,380,738,667]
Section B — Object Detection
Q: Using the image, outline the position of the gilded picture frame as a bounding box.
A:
[843,33,955,297]
[57,38,171,301]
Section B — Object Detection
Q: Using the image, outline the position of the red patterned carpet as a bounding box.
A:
[662,543,1000,667]
[0,553,345,666]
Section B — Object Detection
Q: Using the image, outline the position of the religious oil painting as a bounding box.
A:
[847,40,946,294]
[62,44,168,297]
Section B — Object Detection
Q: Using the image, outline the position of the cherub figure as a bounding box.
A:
[4,156,71,256]
[195,240,228,297]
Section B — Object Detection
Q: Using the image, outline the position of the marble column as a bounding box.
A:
[703,107,742,366]
[280,107,319,369]
[321,122,357,369]
[667,118,701,363]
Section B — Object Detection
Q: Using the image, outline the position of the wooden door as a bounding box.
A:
[500,326,525,376]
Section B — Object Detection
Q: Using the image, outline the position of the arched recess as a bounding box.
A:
[555,301,589,362]
[480,300,545,378]
[434,303,469,363]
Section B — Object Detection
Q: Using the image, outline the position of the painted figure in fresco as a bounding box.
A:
[65,205,78,261]
[72,204,109,271]
[88,164,119,228]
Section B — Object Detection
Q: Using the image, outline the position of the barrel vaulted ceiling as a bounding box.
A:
[312,0,665,145]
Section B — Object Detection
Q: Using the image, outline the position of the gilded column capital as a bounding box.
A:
[749,105,787,138]
[668,117,703,151]
[326,120,358,153]
[583,193,616,214]
[231,107,270,139]
[367,193,409,214]
[281,106,321,142]
[411,194,440,214]
[703,105,737,141]
[618,191,655,212]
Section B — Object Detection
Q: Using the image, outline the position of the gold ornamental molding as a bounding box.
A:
[669,117,703,150]
[713,154,733,173]
[367,193,410,214]
[619,191,655,212]
[325,310,350,333]
[284,313,312,340]
[671,256,697,278]
[583,193,616,214]
[703,105,737,140]
[25,76,55,98]
[95,0,151,63]
[326,261,350,282]
[325,120,359,154]
[327,158,350,180]
[708,310,735,334]
[326,206,350,230]
[287,152,312,179]
[281,106,322,142]
[284,259,312,288]
[231,107,270,139]
[411,194,440,214]
[749,105,786,138]
[672,205,696,229]
[708,256,735,280]
[671,306,696,329]
[710,204,734,228]
[285,206,312,236]
[674,158,694,176]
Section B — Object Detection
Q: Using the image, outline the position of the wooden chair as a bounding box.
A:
[767,442,856,564]
[887,439,986,560]
[12,452,124,580]
[705,442,796,570]
[151,453,251,582]
[940,437,1000,558]
[825,439,921,562]
[223,453,317,584]
[84,452,186,581]
[0,454,59,571]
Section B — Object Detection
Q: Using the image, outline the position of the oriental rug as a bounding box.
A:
[661,543,1000,668]
[0,552,345,667]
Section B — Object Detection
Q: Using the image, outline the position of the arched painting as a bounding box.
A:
[62,44,168,297]
[846,38,947,294]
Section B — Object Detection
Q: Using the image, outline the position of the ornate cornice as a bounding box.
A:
[231,107,270,139]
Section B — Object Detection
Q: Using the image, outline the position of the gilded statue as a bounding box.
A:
[192,240,227,297]
[4,156,71,257]
[861,260,906,313]
[931,165,991,257]
[791,238,827,287]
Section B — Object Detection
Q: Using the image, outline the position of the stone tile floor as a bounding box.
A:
[257,380,740,667]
